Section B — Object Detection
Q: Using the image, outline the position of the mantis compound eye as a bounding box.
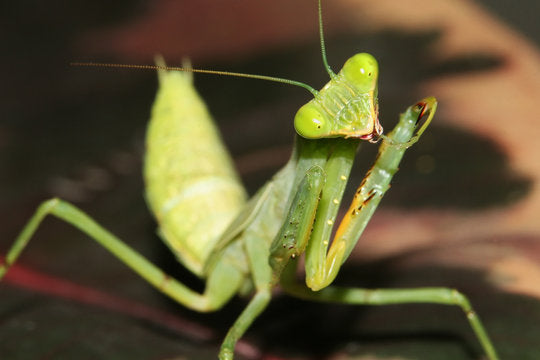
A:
[341,53,379,92]
[294,103,330,139]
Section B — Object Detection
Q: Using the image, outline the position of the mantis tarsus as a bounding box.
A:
[1,1,499,359]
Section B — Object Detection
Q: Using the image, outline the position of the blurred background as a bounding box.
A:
[1,0,539,359]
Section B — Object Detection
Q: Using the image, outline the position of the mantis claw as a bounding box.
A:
[381,96,438,149]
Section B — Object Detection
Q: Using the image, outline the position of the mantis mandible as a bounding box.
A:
[1,1,499,359]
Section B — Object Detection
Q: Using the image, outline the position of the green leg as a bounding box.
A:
[219,289,271,360]
[268,165,326,281]
[0,198,244,312]
[279,98,499,358]
[219,221,274,360]
[305,99,438,291]
[280,265,499,360]
[220,159,340,359]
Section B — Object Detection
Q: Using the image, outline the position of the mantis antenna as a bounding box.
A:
[70,62,318,96]
[317,0,335,78]
[71,0,340,98]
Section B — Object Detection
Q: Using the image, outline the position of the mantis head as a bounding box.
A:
[294,53,382,141]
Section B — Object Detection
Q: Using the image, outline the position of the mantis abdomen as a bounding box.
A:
[144,69,247,276]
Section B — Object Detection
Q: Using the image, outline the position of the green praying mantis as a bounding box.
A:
[0,1,499,359]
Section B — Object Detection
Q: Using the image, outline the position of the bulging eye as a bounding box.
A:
[294,103,328,139]
[341,53,378,92]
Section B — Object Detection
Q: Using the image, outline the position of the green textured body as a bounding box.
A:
[144,70,247,276]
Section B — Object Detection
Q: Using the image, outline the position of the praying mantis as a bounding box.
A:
[0,1,500,359]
